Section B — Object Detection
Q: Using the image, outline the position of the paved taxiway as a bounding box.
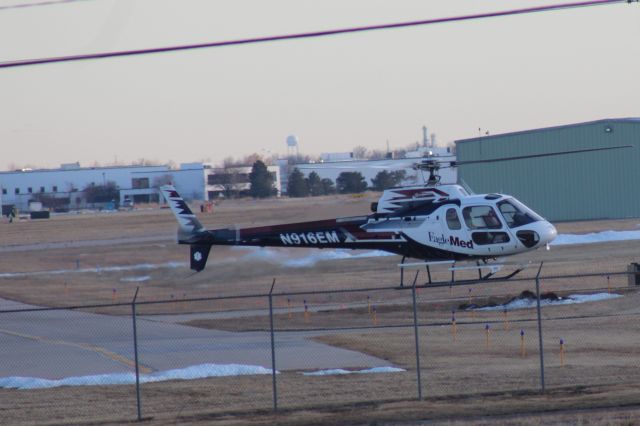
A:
[0,298,390,379]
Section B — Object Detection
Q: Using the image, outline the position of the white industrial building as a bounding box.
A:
[0,163,171,212]
[0,162,282,212]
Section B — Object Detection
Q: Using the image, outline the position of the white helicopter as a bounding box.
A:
[161,145,628,283]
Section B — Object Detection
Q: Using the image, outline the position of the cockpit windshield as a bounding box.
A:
[497,198,544,228]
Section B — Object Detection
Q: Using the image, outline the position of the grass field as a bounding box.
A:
[1,194,640,425]
[2,376,640,425]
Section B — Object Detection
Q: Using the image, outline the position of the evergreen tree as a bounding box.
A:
[371,170,407,191]
[249,160,274,198]
[336,172,367,194]
[287,168,309,197]
[320,178,336,195]
[307,171,323,196]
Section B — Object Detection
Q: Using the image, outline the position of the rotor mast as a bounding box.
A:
[413,159,442,186]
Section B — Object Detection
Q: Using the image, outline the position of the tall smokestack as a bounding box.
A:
[422,126,428,147]
[430,133,436,148]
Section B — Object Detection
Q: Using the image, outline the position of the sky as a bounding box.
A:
[1,0,639,170]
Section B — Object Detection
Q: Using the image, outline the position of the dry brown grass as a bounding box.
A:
[1,195,640,425]
[2,377,640,425]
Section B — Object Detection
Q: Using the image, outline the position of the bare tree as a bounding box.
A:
[286,154,316,165]
[368,149,389,160]
[221,156,237,168]
[133,158,161,166]
[242,153,264,166]
[152,174,174,188]
[352,145,369,160]
[222,170,245,198]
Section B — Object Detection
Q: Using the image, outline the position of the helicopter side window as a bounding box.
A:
[446,208,461,230]
[472,232,511,245]
[497,199,543,228]
[462,206,503,230]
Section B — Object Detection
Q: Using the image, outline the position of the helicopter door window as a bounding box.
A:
[472,232,511,245]
[462,206,503,230]
[446,208,461,230]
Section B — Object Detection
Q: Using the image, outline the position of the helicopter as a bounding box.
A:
[160,145,629,282]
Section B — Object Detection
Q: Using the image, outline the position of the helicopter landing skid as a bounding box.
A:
[449,262,527,281]
[397,259,529,287]
[397,259,455,287]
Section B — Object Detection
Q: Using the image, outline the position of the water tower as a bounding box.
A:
[286,135,299,157]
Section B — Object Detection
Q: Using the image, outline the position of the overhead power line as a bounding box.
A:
[0,0,91,11]
[0,0,635,69]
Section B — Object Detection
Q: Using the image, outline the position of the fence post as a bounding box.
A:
[534,263,545,394]
[131,287,142,421]
[268,278,278,411]
[411,271,423,400]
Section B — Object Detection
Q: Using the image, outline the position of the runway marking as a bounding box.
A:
[0,328,153,374]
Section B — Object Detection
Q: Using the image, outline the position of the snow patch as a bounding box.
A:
[120,276,151,282]
[0,363,274,390]
[303,367,405,376]
[477,292,622,311]
[567,293,622,303]
[553,230,640,246]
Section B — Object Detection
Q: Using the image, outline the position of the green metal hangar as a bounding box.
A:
[455,118,640,222]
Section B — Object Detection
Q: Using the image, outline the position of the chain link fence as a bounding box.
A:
[1,265,639,423]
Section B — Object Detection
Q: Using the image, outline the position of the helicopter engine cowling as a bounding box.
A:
[376,184,469,214]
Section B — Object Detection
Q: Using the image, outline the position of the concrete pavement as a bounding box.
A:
[0,298,390,379]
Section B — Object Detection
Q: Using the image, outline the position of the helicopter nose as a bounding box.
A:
[515,221,557,248]
[540,222,557,245]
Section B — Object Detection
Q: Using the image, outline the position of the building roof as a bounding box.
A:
[455,118,640,145]
[0,164,168,176]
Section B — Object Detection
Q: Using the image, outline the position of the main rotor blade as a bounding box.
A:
[296,164,391,169]
[295,160,417,170]
[449,145,632,167]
